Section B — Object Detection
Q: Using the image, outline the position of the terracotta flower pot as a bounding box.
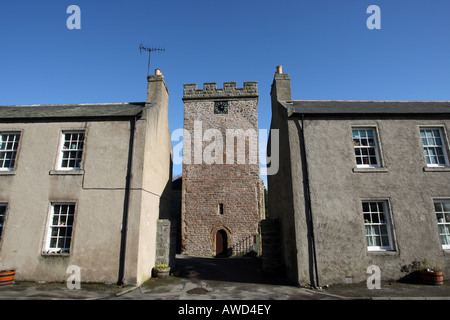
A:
[419,270,444,285]
[0,270,16,286]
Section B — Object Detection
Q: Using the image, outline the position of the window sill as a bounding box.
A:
[353,167,388,173]
[41,252,70,257]
[423,166,450,172]
[49,170,84,176]
[367,250,397,256]
[0,170,16,176]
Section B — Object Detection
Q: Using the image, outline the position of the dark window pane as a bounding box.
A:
[362,203,370,212]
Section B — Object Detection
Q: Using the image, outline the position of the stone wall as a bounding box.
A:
[155,219,176,269]
[181,82,262,257]
[260,219,282,274]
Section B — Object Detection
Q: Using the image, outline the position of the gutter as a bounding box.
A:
[117,116,137,286]
[300,114,320,288]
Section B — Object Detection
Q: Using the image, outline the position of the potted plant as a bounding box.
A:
[418,259,444,285]
[155,263,170,278]
[0,269,16,286]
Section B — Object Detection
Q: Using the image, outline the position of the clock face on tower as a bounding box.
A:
[214,101,229,114]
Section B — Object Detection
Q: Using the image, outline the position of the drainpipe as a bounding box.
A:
[300,114,320,288]
[117,116,137,286]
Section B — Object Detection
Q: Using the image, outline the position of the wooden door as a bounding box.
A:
[216,230,227,256]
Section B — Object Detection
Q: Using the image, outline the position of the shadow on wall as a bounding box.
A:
[155,161,176,268]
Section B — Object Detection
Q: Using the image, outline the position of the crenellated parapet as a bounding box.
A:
[183,82,258,100]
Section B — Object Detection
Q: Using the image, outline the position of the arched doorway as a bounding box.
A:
[215,230,228,257]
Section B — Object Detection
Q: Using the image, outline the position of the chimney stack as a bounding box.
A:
[146,69,169,104]
[271,65,291,101]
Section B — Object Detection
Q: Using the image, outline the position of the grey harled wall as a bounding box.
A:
[267,71,301,283]
[299,116,450,285]
[269,68,450,286]
[0,71,173,286]
[0,120,133,283]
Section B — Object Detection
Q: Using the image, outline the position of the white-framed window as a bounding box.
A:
[58,131,84,170]
[0,132,20,171]
[363,201,394,251]
[352,128,381,168]
[44,203,75,254]
[420,128,449,167]
[434,200,450,250]
[0,204,7,242]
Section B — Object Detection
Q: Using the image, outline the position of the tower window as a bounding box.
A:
[218,203,224,215]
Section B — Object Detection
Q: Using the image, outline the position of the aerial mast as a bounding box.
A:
[138,43,165,76]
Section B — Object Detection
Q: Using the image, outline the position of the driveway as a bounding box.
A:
[1,255,449,301]
[119,254,337,300]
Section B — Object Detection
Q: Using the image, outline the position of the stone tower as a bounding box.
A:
[181,81,264,257]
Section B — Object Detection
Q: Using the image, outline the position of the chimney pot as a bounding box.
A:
[276,65,283,74]
[155,69,162,76]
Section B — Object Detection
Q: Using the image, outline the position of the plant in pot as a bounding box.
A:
[0,269,16,286]
[419,259,444,285]
[155,263,170,278]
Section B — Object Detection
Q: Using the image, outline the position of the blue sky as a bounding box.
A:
[1,1,450,182]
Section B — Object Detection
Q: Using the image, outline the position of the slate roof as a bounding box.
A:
[284,100,450,116]
[0,103,147,120]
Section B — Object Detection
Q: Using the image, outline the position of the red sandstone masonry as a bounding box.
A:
[181,83,263,257]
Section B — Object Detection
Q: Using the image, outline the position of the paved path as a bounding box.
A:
[0,255,449,301]
[115,255,340,300]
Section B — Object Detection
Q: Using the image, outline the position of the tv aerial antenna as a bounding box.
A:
[138,43,165,76]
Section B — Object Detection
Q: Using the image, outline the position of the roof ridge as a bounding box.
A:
[291,100,450,103]
[0,102,145,107]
